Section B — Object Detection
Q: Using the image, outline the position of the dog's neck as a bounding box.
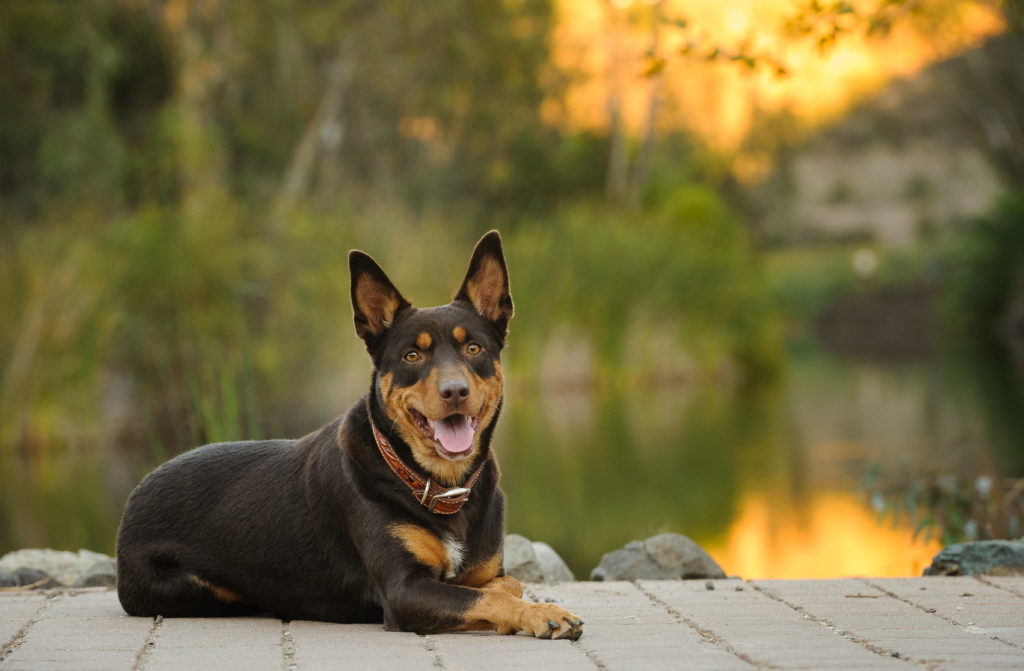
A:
[367,411,485,515]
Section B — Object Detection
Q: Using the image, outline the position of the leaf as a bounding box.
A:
[642,56,666,78]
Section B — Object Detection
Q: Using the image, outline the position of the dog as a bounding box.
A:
[116,231,583,640]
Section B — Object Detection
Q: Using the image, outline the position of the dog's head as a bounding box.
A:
[349,231,514,485]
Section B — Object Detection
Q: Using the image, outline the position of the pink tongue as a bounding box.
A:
[430,415,475,453]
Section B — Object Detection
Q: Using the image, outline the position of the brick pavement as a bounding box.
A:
[2,577,1023,670]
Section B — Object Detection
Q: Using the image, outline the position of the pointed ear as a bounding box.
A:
[454,230,514,338]
[349,250,411,345]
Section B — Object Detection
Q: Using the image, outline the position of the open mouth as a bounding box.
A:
[410,409,481,458]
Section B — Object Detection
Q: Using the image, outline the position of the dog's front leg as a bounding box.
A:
[381,576,583,640]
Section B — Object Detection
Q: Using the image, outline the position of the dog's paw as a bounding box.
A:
[524,603,584,641]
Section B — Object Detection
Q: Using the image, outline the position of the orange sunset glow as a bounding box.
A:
[550,0,1005,150]
[704,491,942,579]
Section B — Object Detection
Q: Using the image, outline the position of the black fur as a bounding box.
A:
[116,231,584,639]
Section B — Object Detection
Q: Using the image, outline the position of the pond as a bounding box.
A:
[0,345,1017,579]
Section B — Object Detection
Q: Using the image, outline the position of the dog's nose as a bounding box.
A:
[439,380,470,403]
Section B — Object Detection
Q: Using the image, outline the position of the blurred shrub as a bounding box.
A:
[0,3,176,219]
[940,191,1024,476]
[507,187,782,384]
[863,466,1024,546]
[1,192,781,457]
[942,190,1024,346]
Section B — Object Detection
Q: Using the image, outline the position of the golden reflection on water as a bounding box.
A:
[705,490,941,579]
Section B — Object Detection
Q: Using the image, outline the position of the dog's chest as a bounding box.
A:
[441,534,466,580]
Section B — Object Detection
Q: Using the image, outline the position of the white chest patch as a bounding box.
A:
[443,535,466,580]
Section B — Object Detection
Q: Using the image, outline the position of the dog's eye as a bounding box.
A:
[403,350,421,363]
[465,343,482,356]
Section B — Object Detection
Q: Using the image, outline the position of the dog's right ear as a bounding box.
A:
[349,250,411,346]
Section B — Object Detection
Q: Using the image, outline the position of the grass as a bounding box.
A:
[0,191,782,460]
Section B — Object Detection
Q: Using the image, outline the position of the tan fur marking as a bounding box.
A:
[416,332,432,350]
[458,552,503,588]
[465,257,507,321]
[189,575,244,604]
[379,372,394,402]
[452,326,467,343]
[385,366,490,485]
[456,592,581,637]
[478,576,525,598]
[476,361,504,429]
[389,522,448,574]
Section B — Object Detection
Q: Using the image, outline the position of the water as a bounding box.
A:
[0,346,1015,579]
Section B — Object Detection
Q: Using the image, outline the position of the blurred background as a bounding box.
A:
[1,0,1022,579]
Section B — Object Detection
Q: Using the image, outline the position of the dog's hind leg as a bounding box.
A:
[117,548,258,618]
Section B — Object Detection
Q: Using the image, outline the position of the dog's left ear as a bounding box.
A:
[455,230,514,339]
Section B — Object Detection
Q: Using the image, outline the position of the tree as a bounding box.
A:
[784,0,1024,185]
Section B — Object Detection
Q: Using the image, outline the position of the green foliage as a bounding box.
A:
[0,2,782,461]
[203,0,555,209]
[763,241,941,338]
[939,191,1024,475]
[508,187,782,382]
[0,216,119,456]
[862,465,1024,546]
[942,190,1024,344]
[0,191,780,458]
[0,2,176,217]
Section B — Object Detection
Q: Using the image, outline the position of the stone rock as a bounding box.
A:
[0,549,113,586]
[531,542,575,583]
[590,532,726,581]
[0,571,17,587]
[15,569,59,589]
[924,539,1024,576]
[504,534,542,582]
[503,534,575,583]
[74,557,118,587]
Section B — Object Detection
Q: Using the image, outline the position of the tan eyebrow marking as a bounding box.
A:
[416,332,433,350]
[452,326,467,343]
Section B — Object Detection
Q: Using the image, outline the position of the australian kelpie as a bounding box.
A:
[116,231,583,640]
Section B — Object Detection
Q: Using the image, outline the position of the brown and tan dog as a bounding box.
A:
[116,231,583,640]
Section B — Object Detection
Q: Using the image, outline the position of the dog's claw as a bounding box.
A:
[529,604,583,641]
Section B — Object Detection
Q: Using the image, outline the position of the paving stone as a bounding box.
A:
[433,631,593,671]
[980,575,1024,598]
[1,591,150,671]
[1,580,1023,670]
[640,579,907,670]
[0,593,47,650]
[289,621,435,671]
[868,577,1024,646]
[753,578,1024,670]
[146,617,283,671]
[531,581,753,670]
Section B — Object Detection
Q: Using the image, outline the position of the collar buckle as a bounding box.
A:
[428,487,471,512]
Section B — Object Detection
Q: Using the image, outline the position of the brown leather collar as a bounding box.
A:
[369,418,485,515]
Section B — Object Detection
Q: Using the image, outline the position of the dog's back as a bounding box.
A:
[117,416,381,622]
